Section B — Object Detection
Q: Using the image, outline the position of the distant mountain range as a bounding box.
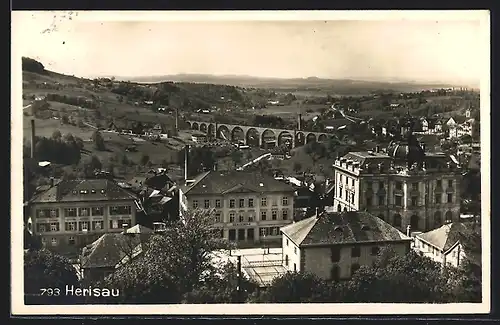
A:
[111,74,477,94]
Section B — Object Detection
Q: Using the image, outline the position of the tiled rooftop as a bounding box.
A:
[281,211,411,247]
[181,170,296,195]
[31,179,139,203]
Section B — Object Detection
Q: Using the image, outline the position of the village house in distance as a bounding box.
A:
[179,169,296,244]
[333,116,462,233]
[27,179,142,256]
[280,211,412,279]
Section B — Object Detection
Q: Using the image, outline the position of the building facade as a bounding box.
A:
[332,123,462,233]
[29,179,141,256]
[280,211,412,280]
[179,171,295,244]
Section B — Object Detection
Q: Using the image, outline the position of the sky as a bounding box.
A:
[13,11,487,85]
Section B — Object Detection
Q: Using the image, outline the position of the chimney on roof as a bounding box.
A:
[175,107,179,135]
[30,119,36,159]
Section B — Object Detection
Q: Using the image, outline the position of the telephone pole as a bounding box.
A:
[237,255,242,302]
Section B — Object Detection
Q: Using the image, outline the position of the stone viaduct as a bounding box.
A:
[185,120,336,148]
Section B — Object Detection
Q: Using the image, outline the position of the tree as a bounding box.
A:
[98,210,239,303]
[24,249,80,304]
[187,146,215,176]
[51,130,62,141]
[253,272,329,303]
[293,162,302,174]
[92,130,106,151]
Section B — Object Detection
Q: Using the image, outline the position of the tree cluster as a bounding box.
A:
[27,132,84,165]
[46,93,99,109]
[22,57,46,74]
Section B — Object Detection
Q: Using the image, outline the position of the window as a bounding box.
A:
[248,199,254,208]
[192,200,199,209]
[229,212,235,223]
[272,198,278,206]
[91,207,103,216]
[395,195,402,207]
[49,209,58,218]
[294,246,297,254]
[248,214,254,222]
[229,199,235,208]
[411,196,418,207]
[65,208,77,217]
[68,236,75,246]
[436,180,442,188]
[330,266,340,281]
[396,181,403,190]
[294,263,297,272]
[447,193,453,203]
[412,182,419,191]
[79,221,89,231]
[215,199,221,208]
[351,263,360,276]
[215,212,222,223]
[435,194,441,204]
[371,246,380,256]
[448,180,453,188]
[351,194,355,204]
[65,221,76,231]
[272,210,278,220]
[37,209,47,218]
[351,246,361,258]
[239,214,245,222]
[259,227,268,237]
[271,227,279,236]
[228,229,236,241]
[282,197,289,206]
[285,255,289,266]
[239,199,245,208]
[51,238,58,246]
[366,181,373,189]
[204,199,210,209]
[282,209,289,220]
[50,222,59,232]
[351,179,355,186]
[378,195,385,206]
[92,220,104,230]
[110,219,119,229]
[261,197,267,207]
[286,239,289,246]
[366,197,373,206]
[261,211,267,221]
[37,224,46,233]
[109,206,132,215]
[331,247,341,262]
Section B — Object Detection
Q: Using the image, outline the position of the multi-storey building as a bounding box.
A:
[332,122,462,233]
[28,179,141,256]
[179,170,295,244]
[280,211,412,280]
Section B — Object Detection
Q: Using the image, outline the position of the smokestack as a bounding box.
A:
[298,113,302,131]
[175,107,179,134]
[184,144,190,182]
[30,119,36,159]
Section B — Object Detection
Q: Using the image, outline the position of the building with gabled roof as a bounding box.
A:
[280,211,412,280]
[28,179,141,256]
[80,226,153,282]
[414,222,481,268]
[179,170,296,245]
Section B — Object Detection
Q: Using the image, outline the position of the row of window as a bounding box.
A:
[36,219,132,233]
[376,211,453,228]
[363,193,454,207]
[36,206,132,218]
[219,209,289,223]
[330,245,380,262]
[338,174,356,187]
[365,179,454,191]
[192,197,290,209]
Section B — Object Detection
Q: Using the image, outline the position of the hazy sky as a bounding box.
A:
[14,11,486,85]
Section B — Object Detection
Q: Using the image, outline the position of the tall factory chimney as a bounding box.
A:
[298,113,302,131]
[175,107,179,134]
[30,119,36,159]
[184,144,190,183]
